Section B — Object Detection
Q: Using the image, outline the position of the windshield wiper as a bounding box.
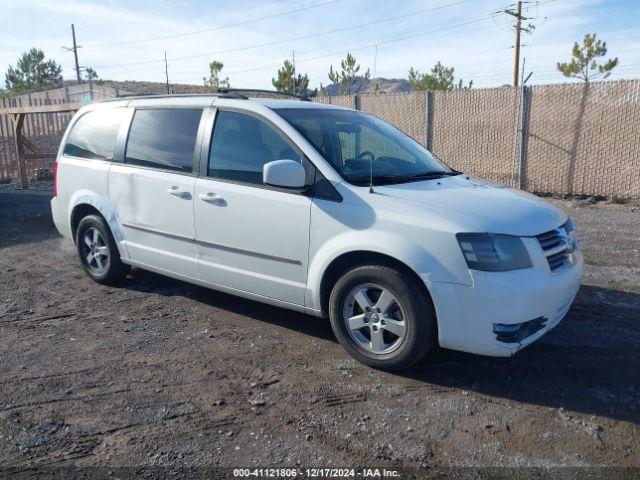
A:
[350,175,404,186]
[396,171,461,182]
[351,171,460,186]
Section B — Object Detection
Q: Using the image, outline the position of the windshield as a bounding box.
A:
[276,108,455,185]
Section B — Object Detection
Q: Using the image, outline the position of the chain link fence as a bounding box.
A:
[1,80,639,198]
[317,79,640,198]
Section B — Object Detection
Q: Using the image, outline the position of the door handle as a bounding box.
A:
[167,186,191,199]
[198,192,226,205]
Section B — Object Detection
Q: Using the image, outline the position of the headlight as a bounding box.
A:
[456,233,532,271]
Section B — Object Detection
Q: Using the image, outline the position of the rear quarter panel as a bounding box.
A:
[53,156,128,259]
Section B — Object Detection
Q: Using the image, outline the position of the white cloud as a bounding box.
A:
[1,0,638,90]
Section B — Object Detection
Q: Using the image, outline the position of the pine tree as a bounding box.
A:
[407,62,472,91]
[272,59,310,96]
[4,48,63,94]
[203,61,229,92]
[557,33,618,82]
[328,53,370,95]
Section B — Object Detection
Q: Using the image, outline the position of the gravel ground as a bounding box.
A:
[0,183,639,477]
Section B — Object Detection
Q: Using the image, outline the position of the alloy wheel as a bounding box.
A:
[81,227,109,275]
[342,283,406,354]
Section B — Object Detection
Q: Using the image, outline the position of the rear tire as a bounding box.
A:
[328,264,436,371]
[76,214,129,285]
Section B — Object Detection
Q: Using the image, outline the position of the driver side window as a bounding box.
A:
[209,110,302,185]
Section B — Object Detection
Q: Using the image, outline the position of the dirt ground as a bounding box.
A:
[0,183,639,477]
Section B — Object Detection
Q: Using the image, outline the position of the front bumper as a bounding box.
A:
[427,247,583,357]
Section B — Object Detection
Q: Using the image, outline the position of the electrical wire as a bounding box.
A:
[91,0,478,68]
[82,0,347,48]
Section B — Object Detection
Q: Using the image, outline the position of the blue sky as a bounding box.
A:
[1,0,639,90]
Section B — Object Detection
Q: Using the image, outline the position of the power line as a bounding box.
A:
[91,0,476,68]
[83,0,345,48]
[96,11,635,80]
[84,0,615,88]
[167,14,501,83]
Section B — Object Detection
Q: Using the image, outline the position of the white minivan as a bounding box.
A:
[51,91,583,370]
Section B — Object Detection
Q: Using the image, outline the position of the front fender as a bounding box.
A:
[67,190,129,260]
[305,229,471,311]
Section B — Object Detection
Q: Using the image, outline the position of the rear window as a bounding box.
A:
[63,108,125,161]
[125,108,203,173]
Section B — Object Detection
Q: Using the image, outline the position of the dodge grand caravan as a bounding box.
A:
[51,92,583,370]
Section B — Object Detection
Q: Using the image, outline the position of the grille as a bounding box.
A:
[536,228,572,272]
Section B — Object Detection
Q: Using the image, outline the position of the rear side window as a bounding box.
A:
[209,110,301,184]
[63,108,125,160]
[125,108,202,173]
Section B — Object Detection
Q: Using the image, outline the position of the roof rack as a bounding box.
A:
[217,88,311,101]
[112,91,248,101]
[106,89,310,103]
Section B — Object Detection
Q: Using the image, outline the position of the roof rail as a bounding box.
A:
[112,92,248,100]
[217,88,311,101]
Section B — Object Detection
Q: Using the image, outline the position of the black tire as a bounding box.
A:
[328,264,436,371]
[76,214,130,285]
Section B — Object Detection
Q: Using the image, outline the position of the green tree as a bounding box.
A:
[84,67,98,81]
[557,33,618,82]
[4,48,63,94]
[272,59,310,96]
[408,62,472,91]
[328,53,370,95]
[203,60,229,91]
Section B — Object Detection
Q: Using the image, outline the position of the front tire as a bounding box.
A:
[76,214,129,285]
[329,264,436,371]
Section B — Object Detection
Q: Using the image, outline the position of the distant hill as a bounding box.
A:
[54,77,412,97]
[92,79,207,95]
[320,77,411,96]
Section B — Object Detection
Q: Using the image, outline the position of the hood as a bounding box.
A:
[373,174,567,236]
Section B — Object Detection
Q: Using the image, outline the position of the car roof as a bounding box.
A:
[97,94,351,111]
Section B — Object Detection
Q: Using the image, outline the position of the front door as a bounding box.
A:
[194,109,311,306]
[108,107,204,278]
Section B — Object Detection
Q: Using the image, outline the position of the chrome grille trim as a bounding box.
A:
[536,227,573,272]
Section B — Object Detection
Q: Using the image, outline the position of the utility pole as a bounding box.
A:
[291,51,296,94]
[164,51,170,94]
[71,24,81,85]
[504,1,530,87]
[373,45,378,79]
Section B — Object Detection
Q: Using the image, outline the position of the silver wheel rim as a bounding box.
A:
[342,283,406,355]
[81,227,109,275]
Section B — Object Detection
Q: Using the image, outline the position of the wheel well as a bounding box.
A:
[70,204,103,241]
[319,251,433,317]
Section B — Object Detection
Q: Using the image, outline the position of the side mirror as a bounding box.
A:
[263,159,306,189]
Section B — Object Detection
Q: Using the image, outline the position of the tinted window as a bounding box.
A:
[209,111,301,184]
[125,108,202,172]
[64,108,125,160]
[276,108,451,185]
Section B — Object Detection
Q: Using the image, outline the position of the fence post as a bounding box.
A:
[424,90,432,150]
[11,113,28,189]
[518,85,529,190]
[354,93,360,110]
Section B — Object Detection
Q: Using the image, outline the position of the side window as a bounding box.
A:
[209,111,301,185]
[125,108,202,173]
[63,108,125,160]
